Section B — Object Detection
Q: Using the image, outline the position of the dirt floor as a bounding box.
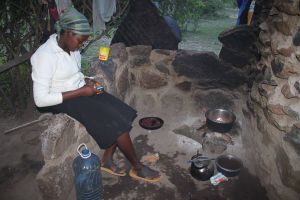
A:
[0,107,270,200]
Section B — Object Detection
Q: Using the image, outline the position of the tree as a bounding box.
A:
[0,0,48,112]
[0,0,128,114]
[153,0,234,31]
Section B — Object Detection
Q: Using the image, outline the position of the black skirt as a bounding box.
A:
[39,92,137,149]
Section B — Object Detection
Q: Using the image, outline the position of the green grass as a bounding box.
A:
[179,17,236,54]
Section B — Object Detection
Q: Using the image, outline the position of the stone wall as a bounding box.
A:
[36,114,100,200]
[245,0,300,199]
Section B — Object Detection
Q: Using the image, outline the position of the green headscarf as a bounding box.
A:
[55,6,91,36]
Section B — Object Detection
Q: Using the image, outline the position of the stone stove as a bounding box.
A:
[36,1,300,197]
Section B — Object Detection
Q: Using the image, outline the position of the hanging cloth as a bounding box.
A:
[236,0,249,25]
[247,0,256,25]
[48,0,59,22]
[93,0,116,36]
[55,0,72,16]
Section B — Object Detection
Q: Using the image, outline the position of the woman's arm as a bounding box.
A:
[62,83,99,101]
[31,52,101,107]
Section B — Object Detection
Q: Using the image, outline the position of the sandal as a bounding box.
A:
[101,160,126,177]
[129,165,161,183]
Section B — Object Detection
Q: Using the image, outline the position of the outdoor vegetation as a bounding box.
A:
[0,0,236,115]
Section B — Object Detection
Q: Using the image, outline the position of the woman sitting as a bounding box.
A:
[30,6,160,183]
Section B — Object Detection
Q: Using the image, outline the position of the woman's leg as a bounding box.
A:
[115,132,141,169]
[102,142,117,163]
[115,132,160,179]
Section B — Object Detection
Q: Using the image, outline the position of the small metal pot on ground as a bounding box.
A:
[190,154,215,181]
[205,108,236,133]
[215,154,243,177]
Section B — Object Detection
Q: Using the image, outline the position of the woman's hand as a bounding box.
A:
[62,84,97,102]
[84,78,103,94]
[80,84,98,96]
[62,79,103,102]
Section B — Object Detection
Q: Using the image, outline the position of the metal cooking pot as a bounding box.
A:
[215,154,243,177]
[205,108,236,133]
[190,154,214,181]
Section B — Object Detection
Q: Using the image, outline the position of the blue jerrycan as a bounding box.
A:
[73,143,103,200]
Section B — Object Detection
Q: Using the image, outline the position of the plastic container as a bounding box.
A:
[73,144,103,200]
[210,172,228,186]
[98,36,111,61]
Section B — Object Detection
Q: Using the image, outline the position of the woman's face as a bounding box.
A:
[63,31,89,52]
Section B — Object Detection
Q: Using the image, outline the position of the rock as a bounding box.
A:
[274,0,300,15]
[40,115,77,160]
[128,56,151,67]
[155,60,170,74]
[295,47,300,61]
[258,83,275,98]
[37,114,100,200]
[283,104,300,120]
[219,46,254,68]
[150,49,175,62]
[269,6,280,16]
[259,46,272,58]
[269,32,295,57]
[36,156,74,200]
[272,13,297,36]
[218,25,258,54]
[293,28,300,46]
[282,83,297,99]
[172,50,246,89]
[139,69,167,89]
[127,45,152,67]
[271,34,294,57]
[265,111,293,132]
[250,83,268,107]
[287,75,300,98]
[175,81,192,92]
[259,31,271,46]
[271,57,297,79]
[110,43,128,64]
[294,81,300,94]
[115,67,129,100]
[127,45,152,57]
[277,46,294,57]
[259,22,269,32]
[261,66,273,84]
[275,147,300,193]
[294,121,300,129]
[284,126,300,155]
[90,58,117,94]
[267,104,286,115]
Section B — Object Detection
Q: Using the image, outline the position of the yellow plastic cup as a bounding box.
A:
[99,46,110,61]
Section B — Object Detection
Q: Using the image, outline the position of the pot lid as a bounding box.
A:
[139,117,164,130]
